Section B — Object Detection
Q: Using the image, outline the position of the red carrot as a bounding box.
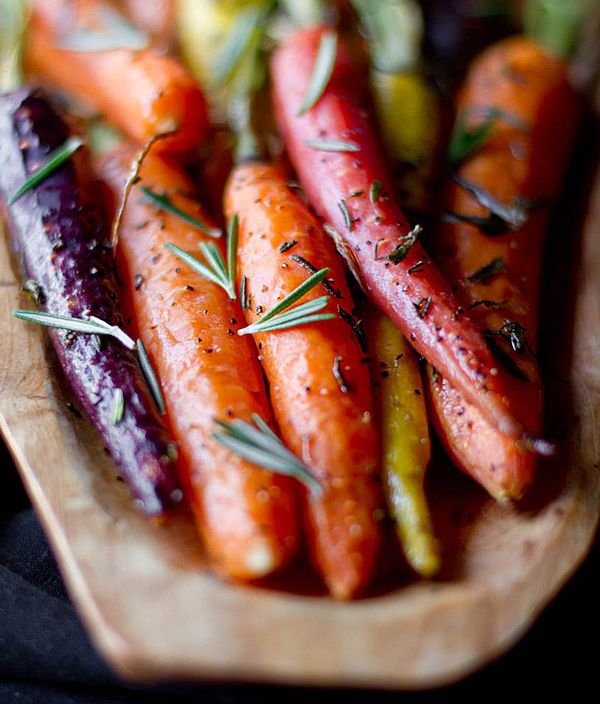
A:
[271,27,542,446]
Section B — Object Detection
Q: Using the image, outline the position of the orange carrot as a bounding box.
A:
[26,0,208,153]
[225,161,383,599]
[429,36,579,500]
[97,146,299,580]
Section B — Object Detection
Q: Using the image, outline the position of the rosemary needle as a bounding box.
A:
[213,414,321,494]
[237,268,336,335]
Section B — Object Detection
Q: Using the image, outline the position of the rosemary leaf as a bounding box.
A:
[467,257,505,284]
[448,110,499,166]
[212,5,267,87]
[141,186,222,238]
[227,214,238,297]
[297,30,337,116]
[9,137,83,205]
[238,269,336,335]
[111,388,125,425]
[453,175,530,229]
[338,198,353,230]
[304,138,360,152]
[240,275,249,309]
[136,338,165,415]
[12,310,135,349]
[370,179,383,203]
[213,414,321,494]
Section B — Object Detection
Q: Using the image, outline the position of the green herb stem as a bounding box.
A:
[136,338,166,415]
[9,137,83,205]
[213,414,322,494]
[12,310,136,349]
[297,30,337,116]
[141,186,222,238]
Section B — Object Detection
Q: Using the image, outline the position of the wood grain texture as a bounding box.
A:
[0,167,598,689]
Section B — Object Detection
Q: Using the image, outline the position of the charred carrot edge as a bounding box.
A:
[97,146,299,581]
[271,26,538,444]
[25,0,208,153]
[428,35,579,499]
[225,160,383,599]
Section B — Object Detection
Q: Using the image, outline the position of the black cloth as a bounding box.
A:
[0,439,598,704]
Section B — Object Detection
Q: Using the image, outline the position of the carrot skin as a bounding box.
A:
[97,148,299,581]
[429,37,579,499]
[1,89,181,517]
[271,27,531,442]
[225,161,383,599]
[26,0,208,153]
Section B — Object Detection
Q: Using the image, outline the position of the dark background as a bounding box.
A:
[0,437,598,704]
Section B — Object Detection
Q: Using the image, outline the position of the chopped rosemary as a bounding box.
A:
[238,268,335,336]
[9,137,83,205]
[441,210,508,237]
[338,198,353,230]
[414,296,432,319]
[332,356,350,393]
[453,175,530,229]
[484,334,530,382]
[57,4,149,51]
[12,310,135,349]
[387,224,422,264]
[467,257,505,284]
[468,299,509,310]
[165,215,237,300]
[279,239,298,253]
[304,138,360,152]
[213,414,321,494]
[408,259,427,275]
[485,320,529,355]
[111,388,125,425]
[338,306,368,352]
[289,254,341,298]
[448,109,498,166]
[297,30,337,116]
[136,338,166,415]
[240,274,249,309]
[370,179,383,203]
[141,186,222,238]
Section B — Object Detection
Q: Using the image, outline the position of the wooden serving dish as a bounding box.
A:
[0,149,598,688]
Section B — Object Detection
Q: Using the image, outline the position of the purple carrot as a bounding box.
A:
[0,88,182,516]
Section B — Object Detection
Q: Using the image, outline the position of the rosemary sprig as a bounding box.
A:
[165,214,238,300]
[213,414,321,495]
[448,109,499,166]
[136,338,166,415]
[12,310,135,349]
[297,30,337,116]
[9,137,83,205]
[111,388,125,425]
[304,138,360,152]
[238,268,336,336]
[141,186,222,238]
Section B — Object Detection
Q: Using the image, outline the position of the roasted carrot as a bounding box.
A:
[271,26,541,446]
[428,28,579,500]
[225,161,383,599]
[25,0,208,153]
[97,146,299,580]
